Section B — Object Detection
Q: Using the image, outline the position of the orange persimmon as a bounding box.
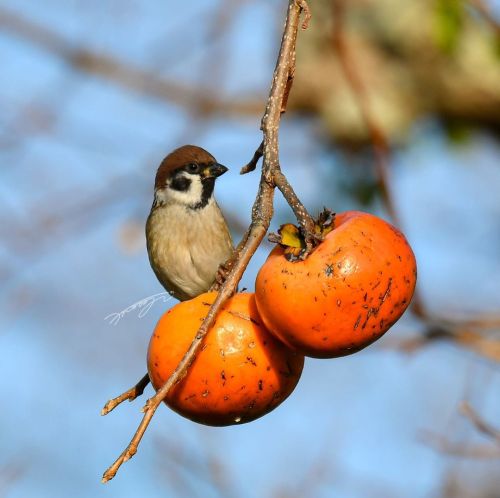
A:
[147,292,304,426]
[255,211,417,358]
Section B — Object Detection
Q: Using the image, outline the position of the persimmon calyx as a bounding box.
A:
[268,208,336,261]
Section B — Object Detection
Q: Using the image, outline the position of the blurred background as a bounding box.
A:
[1,0,500,497]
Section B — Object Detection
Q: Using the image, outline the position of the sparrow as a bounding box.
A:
[146,145,234,301]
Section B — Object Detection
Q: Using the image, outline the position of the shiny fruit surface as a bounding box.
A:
[148,292,304,426]
[255,211,417,358]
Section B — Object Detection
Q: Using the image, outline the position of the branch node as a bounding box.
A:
[296,0,311,29]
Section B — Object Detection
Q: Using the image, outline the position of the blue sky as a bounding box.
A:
[1,1,499,497]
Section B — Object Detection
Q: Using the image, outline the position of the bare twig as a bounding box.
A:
[101,374,150,416]
[240,140,263,174]
[102,0,312,482]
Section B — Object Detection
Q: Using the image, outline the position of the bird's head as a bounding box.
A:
[153,145,228,209]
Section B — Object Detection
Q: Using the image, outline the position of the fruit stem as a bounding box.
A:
[273,169,318,249]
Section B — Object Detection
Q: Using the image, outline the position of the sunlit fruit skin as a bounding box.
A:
[255,211,417,358]
[147,292,304,426]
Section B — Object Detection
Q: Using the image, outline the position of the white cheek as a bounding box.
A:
[155,174,204,206]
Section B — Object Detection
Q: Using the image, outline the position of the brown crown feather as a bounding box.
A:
[154,145,217,189]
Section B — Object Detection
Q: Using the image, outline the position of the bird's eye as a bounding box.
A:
[186,163,199,173]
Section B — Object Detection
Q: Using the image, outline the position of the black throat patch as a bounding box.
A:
[191,177,215,210]
[168,170,215,210]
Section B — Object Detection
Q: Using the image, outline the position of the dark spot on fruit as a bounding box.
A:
[246,356,257,366]
[266,366,271,371]
[322,336,328,341]
[314,296,318,302]
[223,395,229,401]
[258,380,263,390]
[354,314,361,329]
[202,301,211,306]
[379,278,392,304]
[337,299,341,307]
[184,394,196,401]
[325,264,334,277]
[363,292,368,302]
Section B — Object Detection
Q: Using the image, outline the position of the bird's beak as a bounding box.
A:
[203,163,228,179]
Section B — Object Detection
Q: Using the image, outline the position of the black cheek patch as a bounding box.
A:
[170,176,191,192]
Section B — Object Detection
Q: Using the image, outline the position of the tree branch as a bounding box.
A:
[101,0,311,482]
[0,7,262,117]
[101,374,150,416]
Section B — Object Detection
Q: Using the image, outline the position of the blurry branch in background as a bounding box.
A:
[460,401,500,443]
[331,0,500,365]
[330,0,394,221]
[467,0,500,36]
[155,435,237,498]
[155,432,336,498]
[101,0,314,482]
[383,319,500,363]
[0,0,251,289]
[273,453,333,498]
[0,7,261,117]
[421,401,500,459]
[0,464,23,498]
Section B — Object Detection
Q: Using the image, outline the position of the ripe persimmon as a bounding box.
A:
[147,292,304,426]
[255,211,417,358]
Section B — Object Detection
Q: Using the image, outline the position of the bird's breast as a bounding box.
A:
[146,201,233,300]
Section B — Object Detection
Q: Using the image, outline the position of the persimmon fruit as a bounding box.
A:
[255,211,417,358]
[147,292,304,426]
